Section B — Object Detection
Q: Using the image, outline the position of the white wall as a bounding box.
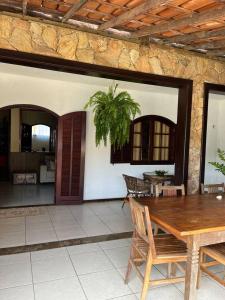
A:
[204,93,225,184]
[0,62,178,200]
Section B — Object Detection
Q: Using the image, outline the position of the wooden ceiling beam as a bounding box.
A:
[131,5,225,38]
[98,0,170,31]
[62,0,88,23]
[206,49,225,57]
[166,27,225,44]
[188,39,225,50]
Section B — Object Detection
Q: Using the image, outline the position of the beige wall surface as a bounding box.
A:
[1,14,225,193]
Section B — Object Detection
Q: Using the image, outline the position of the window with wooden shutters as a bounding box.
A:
[111,115,176,165]
[131,115,176,164]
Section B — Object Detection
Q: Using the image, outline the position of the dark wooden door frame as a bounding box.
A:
[200,82,225,186]
[0,49,193,189]
[0,104,59,205]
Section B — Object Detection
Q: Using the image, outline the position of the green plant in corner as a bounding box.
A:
[84,83,141,149]
[209,148,225,176]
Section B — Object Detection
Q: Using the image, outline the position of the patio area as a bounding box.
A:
[0,201,132,248]
[1,237,225,300]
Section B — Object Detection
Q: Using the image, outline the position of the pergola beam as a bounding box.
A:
[98,0,170,31]
[22,0,28,15]
[188,39,225,50]
[206,49,225,57]
[62,0,88,23]
[132,5,225,38]
[166,28,225,45]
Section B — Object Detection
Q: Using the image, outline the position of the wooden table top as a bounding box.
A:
[139,194,225,237]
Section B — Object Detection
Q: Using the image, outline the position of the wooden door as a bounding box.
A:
[56,111,86,204]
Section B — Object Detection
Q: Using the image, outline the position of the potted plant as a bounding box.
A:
[84,83,141,149]
[154,170,168,177]
[209,148,225,175]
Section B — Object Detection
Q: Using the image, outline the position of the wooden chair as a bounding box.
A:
[198,243,225,288]
[155,184,185,197]
[122,174,151,208]
[201,183,225,194]
[154,184,185,235]
[125,197,187,300]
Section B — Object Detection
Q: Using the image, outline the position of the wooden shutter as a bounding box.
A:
[56,111,86,204]
[111,142,131,163]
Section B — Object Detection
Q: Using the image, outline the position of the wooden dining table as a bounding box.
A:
[139,194,225,300]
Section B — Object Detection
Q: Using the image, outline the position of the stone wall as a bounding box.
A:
[1,14,225,193]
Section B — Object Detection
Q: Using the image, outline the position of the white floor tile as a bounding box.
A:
[80,221,112,236]
[176,276,225,299]
[0,231,25,248]
[0,262,32,289]
[0,252,30,266]
[26,228,57,244]
[109,295,138,300]
[79,269,132,300]
[70,251,114,275]
[104,246,130,268]
[67,243,101,255]
[31,247,68,262]
[55,224,86,240]
[118,266,165,293]
[32,255,75,283]
[136,284,183,300]
[99,238,130,250]
[0,285,34,300]
[26,215,51,225]
[34,277,86,300]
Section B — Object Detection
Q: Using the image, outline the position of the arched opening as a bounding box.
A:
[0,104,58,207]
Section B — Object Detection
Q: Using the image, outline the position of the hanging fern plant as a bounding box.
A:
[84,83,141,149]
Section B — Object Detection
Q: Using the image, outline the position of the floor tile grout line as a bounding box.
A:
[46,207,60,242]
[65,246,89,300]
[29,252,36,300]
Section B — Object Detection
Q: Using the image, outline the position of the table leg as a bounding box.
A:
[184,235,200,300]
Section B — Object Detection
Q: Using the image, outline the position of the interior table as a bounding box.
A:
[139,194,225,300]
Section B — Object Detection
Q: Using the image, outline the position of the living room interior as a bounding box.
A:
[0,107,57,207]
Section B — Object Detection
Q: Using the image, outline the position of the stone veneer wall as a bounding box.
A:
[1,14,225,193]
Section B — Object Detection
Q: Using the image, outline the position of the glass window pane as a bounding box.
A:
[153,148,160,160]
[133,148,141,161]
[164,149,169,160]
[162,135,169,147]
[154,134,160,147]
[162,124,169,134]
[133,134,141,147]
[134,122,141,133]
[154,121,161,133]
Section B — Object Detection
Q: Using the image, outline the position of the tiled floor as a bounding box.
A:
[0,201,132,248]
[0,183,55,207]
[0,238,225,300]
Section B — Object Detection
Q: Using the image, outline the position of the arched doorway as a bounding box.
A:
[0,105,58,207]
[0,104,86,207]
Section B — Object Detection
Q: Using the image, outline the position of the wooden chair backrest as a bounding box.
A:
[129,197,156,257]
[201,183,225,194]
[155,184,185,197]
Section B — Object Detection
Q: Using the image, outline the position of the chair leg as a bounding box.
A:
[167,263,172,278]
[154,224,159,235]
[140,254,153,300]
[197,250,204,289]
[122,193,129,208]
[171,263,177,277]
[125,259,132,284]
